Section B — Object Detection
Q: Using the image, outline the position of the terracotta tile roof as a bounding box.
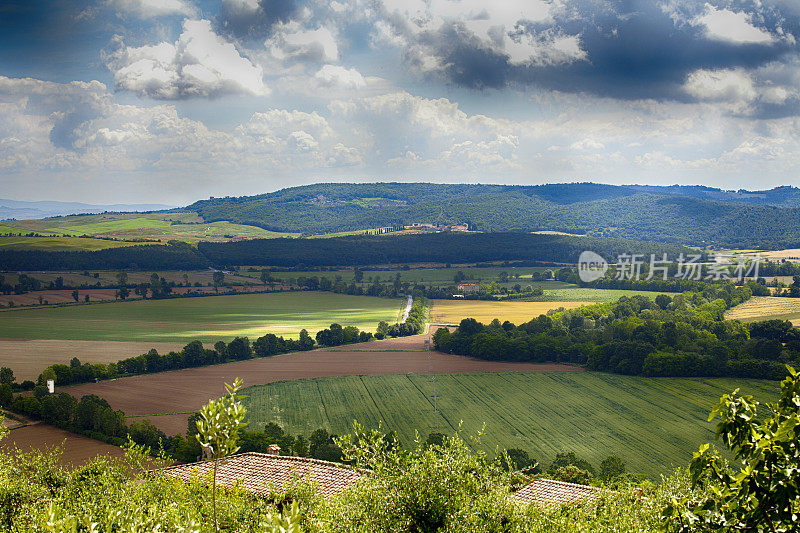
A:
[513,478,600,505]
[159,452,361,497]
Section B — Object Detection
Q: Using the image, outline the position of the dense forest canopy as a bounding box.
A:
[0,233,693,271]
[186,183,800,248]
[433,283,795,380]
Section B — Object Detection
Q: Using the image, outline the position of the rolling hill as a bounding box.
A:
[188,183,800,248]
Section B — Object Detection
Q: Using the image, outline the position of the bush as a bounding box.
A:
[315,425,523,531]
[664,366,800,532]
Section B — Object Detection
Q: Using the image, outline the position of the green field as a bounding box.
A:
[1,211,296,246]
[46,217,174,235]
[243,372,779,478]
[0,236,150,251]
[0,292,403,343]
[533,287,671,302]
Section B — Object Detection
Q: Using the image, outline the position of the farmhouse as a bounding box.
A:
[457,283,480,293]
[512,478,600,506]
[159,452,361,497]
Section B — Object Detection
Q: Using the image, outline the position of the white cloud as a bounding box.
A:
[105,19,267,99]
[108,0,196,18]
[683,68,757,111]
[570,139,605,151]
[239,109,333,140]
[221,0,259,14]
[268,25,339,63]
[370,0,585,73]
[760,85,792,104]
[314,65,365,89]
[505,31,586,66]
[693,4,775,44]
[4,71,800,203]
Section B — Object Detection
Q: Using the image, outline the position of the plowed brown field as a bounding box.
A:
[61,335,581,434]
[1,424,124,465]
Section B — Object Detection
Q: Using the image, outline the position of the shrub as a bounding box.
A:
[664,366,800,531]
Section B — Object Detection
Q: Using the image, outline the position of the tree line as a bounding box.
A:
[23,322,381,389]
[433,283,797,380]
[2,385,349,465]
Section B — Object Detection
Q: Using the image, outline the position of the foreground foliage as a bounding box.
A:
[4,370,797,531]
[0,425,681,532]
[665,366,800,531]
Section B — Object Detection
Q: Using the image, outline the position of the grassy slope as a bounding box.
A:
[1,211,297,246]
[0,236,151,251]
[243,372,779,477]
[0,291,402,343]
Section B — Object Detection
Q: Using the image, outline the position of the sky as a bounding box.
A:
[1,0,800,205]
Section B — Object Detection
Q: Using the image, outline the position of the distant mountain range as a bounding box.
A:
[0,199,176,221]
[187,182,800,249]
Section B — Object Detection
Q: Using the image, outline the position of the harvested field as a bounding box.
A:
[0,339,182,381]
[324,333,432,351]
[759,248,800,261]
[430,300,591,325]
[762,276,796,285]
[1,424,124,465]
[60,341,581,435]
[725,296,800,324]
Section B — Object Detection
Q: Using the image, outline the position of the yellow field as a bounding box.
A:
[725,296,800,324]
[759,249,800,261]
[430,299,591,325]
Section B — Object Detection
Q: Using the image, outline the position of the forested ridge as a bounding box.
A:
[0,233,692,271]
[187,182,800,247]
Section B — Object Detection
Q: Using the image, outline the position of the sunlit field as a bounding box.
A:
[0,291,403,343]
[725,296,800,325]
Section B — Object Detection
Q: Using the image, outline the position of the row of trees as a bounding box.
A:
[31,323,375,388]
[434,283,797,379]
[4,382,349,465]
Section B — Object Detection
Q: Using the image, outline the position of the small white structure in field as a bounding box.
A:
[46,379,54,394]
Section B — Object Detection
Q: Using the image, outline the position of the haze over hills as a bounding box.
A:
[0,199,176,221]
[188,182,800,249]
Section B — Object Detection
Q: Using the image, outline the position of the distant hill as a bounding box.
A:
[0,199,176,220]
[187,183,800,248]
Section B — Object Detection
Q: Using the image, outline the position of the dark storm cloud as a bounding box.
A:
[411,0,797,104]
[216,0,302,41]
[416,22,511,90]
[515,2,786,99]
[0,0,106,81]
